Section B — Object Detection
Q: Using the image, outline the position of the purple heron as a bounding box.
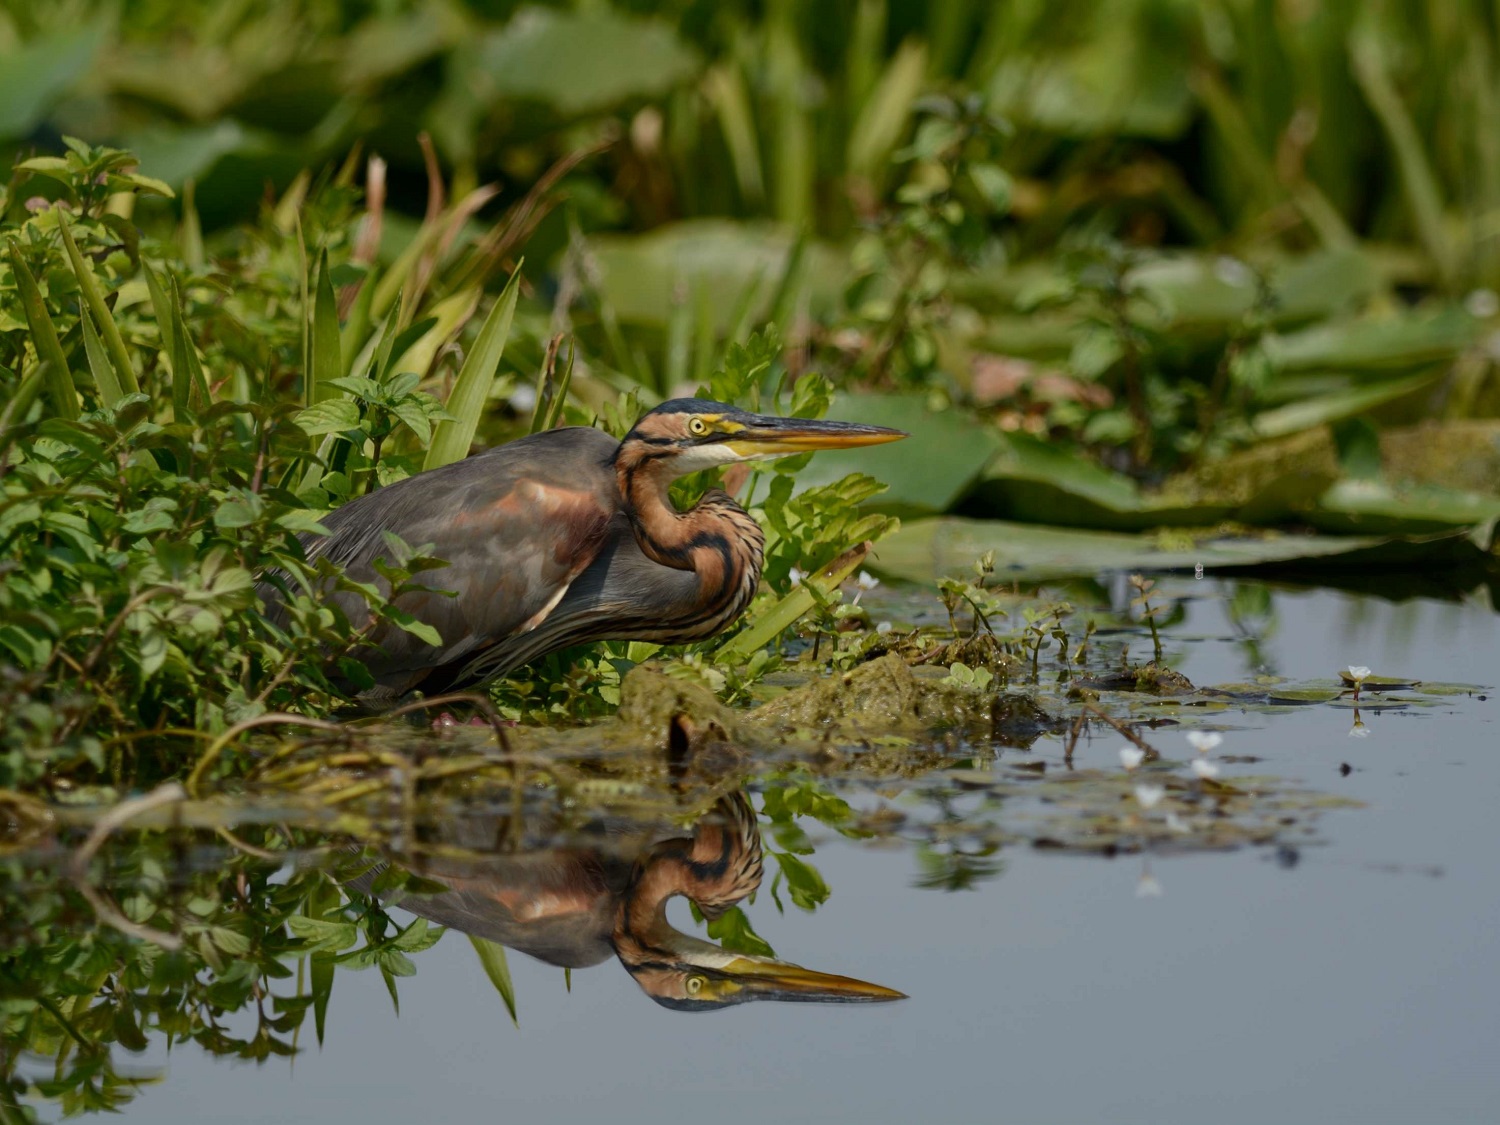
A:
[265,398,904,703]
[353,791,904,1009]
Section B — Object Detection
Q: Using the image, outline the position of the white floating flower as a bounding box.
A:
[1346,665,1371,682]
[1190,758,1221,780]
[1136,872,1164,898]
[855,571,880,591]
[1119,747,1145,771]
[1134,784,1166,809]
[1348,720,1371,739]
[875,621,893,635]
[1185,731,1222,755]
[1165,812,1191,834]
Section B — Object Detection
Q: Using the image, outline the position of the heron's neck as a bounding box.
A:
[614,803,763,963]
[615,460,764,579]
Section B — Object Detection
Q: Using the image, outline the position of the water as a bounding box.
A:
[8,581,1499,1124]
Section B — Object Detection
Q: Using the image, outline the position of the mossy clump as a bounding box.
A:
[751,653,1050,739]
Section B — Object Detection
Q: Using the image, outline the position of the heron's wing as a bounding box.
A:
[295,427,621,692]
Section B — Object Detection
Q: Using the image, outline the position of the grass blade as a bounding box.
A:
[703,63,765,206]
[1,366,46,441]
[79,308,124,407]
[1350,30,1456,289]
[142,259,176,374]
[168,276,209,420]
[423,261,522,470]
[57,210,138,395]
[846,38,928,182]
[716,540,872,663]
[311,249,343,403]
[6,240,77,421]
[468,935,518,1027]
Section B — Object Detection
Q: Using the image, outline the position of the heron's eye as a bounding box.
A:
[687,417,709,437]
[686,975,706,995]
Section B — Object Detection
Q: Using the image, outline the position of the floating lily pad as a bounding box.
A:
[872,517,1495,584]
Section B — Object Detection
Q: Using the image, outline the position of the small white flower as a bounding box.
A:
[788,567,805,586]
[1348,720,1371,739]
[1185,731,1222,754]
[1194,562,1203,580]
[1165,812,1191,834]
[1136,872,1164,898]
[1119,747,1145,771]
[1190,758,1221,780]
[1465,288,1499,318]
[1347,665,1371,683]
[875,621,893,635]
[855,571,880,591]
[1134,784,1166,809]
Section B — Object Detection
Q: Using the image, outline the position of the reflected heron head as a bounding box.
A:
[621,934,905,1011]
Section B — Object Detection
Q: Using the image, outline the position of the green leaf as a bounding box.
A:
[874,516,1497,585]
[474,7,700,116]
[311,249,343,404]
[5,241,77,421]
[704,906,776,958]
[717,540,871,663]
[1252,372,1440,440]
[424,263,522,470]
[771,853,830,912]
[294,400,362,436]
[0,26,105,141]
[57,211,139,395]
[141,257,176,358]
[787,392,1001,518]
[168,276,210,418]
[79,308,124,408]
[286,915,359,953]
[468,936,518,1027]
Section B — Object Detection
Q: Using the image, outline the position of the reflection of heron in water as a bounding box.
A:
[353,790,903,1010]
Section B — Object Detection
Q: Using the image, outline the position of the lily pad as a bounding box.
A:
[789,393,1005,518]
[870,517,1495,584]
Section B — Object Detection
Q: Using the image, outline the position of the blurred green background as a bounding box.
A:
[6,0,1500,508]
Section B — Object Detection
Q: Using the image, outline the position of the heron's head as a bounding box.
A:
[620,398,906,479]
[622,932,906,1011]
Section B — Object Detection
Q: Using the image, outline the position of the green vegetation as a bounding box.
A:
[3,0,1498,802]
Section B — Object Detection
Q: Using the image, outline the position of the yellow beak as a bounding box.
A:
[724,415,907,458]
[721,956,907,1003]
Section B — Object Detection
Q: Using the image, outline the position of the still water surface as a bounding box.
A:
[35,583,1500,1123]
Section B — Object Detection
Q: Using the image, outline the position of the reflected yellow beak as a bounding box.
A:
[722,956,907,1003]
[724,415,907,458]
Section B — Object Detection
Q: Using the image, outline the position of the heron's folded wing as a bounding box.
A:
[295,428,620,690]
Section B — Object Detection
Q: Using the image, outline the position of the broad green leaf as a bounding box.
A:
[424,263,522,470]
[1252,372,1440,440]
[788,392,1002,517]
[0,26,105,141]
[468,936,518,1027]
[474,7,700,116]
[873,517,1497,585]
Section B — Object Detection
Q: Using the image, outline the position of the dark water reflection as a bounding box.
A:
[352,790,902,1009]
[4,579,1498,1123]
